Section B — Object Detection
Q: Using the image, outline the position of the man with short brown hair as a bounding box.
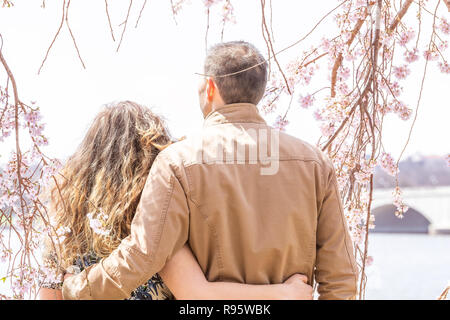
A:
[63,41,358,300]
[203,41,267,105]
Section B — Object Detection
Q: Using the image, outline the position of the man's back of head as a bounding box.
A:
[198,41,268,116]
[204,41,267,105]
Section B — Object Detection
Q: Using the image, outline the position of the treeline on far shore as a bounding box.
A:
[374,155,450,189]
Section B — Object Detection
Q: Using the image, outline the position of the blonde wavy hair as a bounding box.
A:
[49,101,172,268]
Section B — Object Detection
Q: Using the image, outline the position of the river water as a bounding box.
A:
[1,232,449,299]
[365,233,450,299]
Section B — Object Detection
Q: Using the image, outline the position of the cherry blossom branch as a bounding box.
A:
[65,0,86,69]
[0,35,30,294]
[358,0,382,298]
[104,0,116,41]
[116,0,133,52]
[331,7,370,97]
[395,0,440,166]
[197,0,343,80]
[205,7,210,52]
[37,0,66,74]
[169,0,179,25]
[388,0,414,32]
[439,284,450,300]
[135,0,148,28]
[38,0,85,74]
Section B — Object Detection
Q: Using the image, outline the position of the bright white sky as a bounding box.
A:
[0,0,449,161]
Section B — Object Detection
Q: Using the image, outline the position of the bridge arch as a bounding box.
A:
[372,187,450,234]
[371,204,431,233]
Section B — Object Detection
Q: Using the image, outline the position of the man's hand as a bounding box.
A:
[281,274,314,300]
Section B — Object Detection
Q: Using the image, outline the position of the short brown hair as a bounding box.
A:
[204,41,267,105]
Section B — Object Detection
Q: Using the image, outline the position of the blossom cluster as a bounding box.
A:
[298,94,315,109]
[379,152,399,177]
[273,115,289,132]
[171,0,235,26]
[0,104,15,142]
[260,1,448,276]
[0,87,63,299]
[87,209,111,237]
[22,107,48,147]
[392,187,409,218]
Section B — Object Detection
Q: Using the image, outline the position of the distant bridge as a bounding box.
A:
[372,186,450,234]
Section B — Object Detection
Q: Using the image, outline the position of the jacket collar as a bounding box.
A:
[203,103,267,127]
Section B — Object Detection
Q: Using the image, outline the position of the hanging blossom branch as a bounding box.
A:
[38,0,85,74]
[116,0,133,52]
[36,0,236,70]
[439,282,449,300]
[135,0,148,29]
[203,0,237,50]
[1,34,63,300]
[260,0,291,94]
[104,0,116,42]
[259,0,450,299]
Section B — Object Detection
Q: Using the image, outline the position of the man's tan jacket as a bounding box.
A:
[62,103,358,300]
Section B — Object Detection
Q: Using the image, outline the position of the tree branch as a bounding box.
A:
[388,0,414,32]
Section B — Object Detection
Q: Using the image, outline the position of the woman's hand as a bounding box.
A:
[279,274,314,300]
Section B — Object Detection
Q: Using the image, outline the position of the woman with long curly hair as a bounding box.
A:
[38,101,311,300]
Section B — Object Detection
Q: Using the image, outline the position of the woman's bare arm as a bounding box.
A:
[39,233,64,300]
[159,245,313,300]
[39,287,63,300]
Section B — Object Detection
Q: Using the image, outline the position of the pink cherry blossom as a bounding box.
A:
[387,100,412,120]
[380,152,399,176]
[398,29,415,46]
[439,18,450,35]
[313,109,323,121]
[393,187,409,218]
[320,38,331,51]
[299,94,315,108]
[404,48,419,63]
[203,0,218,9]
[423,49,439,61]
[336,81,350,95]
[393,65,410,79]
[338,66,351,81]
[438,61,450,74]
[390,81,403,97]
[170,0,187,16]
[273,115,289,131]
[380,32,394,47]
[320,123,335,137]
[221,0,235,24]
[438,40,448,51]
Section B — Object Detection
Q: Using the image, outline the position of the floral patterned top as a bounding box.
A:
[40,249,174,300]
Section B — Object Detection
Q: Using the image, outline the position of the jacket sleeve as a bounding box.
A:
[315,158,358,300]
[62,152,190,299]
